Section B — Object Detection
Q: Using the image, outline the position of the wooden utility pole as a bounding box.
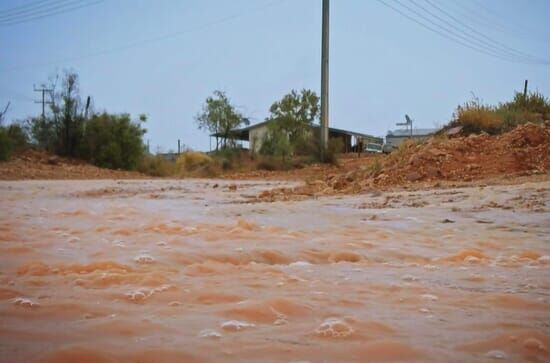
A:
[523,79,528,98]
[320,0,329,161]
[33,85,53,120]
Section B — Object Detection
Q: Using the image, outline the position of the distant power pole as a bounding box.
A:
[320,0,330,160]
[33,85,53,120]
[523,79,528,98]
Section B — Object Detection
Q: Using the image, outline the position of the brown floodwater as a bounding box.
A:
[0,179,549,363]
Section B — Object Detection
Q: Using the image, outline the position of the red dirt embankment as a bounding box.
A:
[259,123,550,200]
[0,149,145,180]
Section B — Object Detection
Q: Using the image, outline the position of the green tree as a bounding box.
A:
[80,112,146,170]
[29,71,86,156]
[260,123,293,162]
[266,89,320,143]
[195,90,249,150]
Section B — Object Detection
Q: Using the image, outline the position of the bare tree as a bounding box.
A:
[0,102,10,125]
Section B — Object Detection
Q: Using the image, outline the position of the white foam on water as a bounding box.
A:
[421,294,439,301]
[401,274,418,282]
[220,320,255,331]
[315,318,354,338]
[288,261,312,268]
[112,239,126,248]
[126,285,171,301]
[465,256,481,264]
[199,329,222,339]
[13,297,40,308]
[484,350,507,359]
[134,254,155,264]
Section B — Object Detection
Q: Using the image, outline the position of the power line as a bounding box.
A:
[444,0,549,43]
[2,0,285,72]
[0,0,57,16]
[0,0,103,26]
[414,0,548,64]
[376,0,548,65]
[0,0,77,20]
[396,0,548,64]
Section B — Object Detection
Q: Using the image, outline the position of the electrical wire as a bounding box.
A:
[0,0,103,26]
[415,0,547,63]
[0,0,77,20]
[376,0,548,65]
[2,0,285,72]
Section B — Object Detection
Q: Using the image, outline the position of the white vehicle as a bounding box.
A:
[365,143,382,153]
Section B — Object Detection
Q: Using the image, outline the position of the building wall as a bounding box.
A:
[249,124,270,154]
[386,135,431,148]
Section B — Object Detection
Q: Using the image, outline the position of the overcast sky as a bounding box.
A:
[2,0,550,152]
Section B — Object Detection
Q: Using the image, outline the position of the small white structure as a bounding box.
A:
[385,128,440,149]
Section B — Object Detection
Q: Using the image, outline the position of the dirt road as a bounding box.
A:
[1,179,548,362]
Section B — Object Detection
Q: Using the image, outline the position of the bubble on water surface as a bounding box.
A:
[423,264,438,270]
[484,350,507,359]
[112,239,125,248]
[125,284,171,302]
[421,294,438,301]
[134,254,155,264]
[199,329,222,339]
[66,236,80,243]
[288,261,312,268]
[13,297,39,308]
[315,318,354,338]
[221,320,255,331]
[464,256,481,264]
[401,274,418,282]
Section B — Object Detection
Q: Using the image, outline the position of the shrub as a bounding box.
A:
[324,137,343,165]
[259,126,293,161]
[256,156,293,171]
[6,123,29,151]
[449,91,550,135]
[0,128,13,161]
[176,151,218,176]
[453,98,503,134]
[177,151,213,171]
[367,159,383,177]
[137,155,176,177]
[80,113,146,170]
[0,123,29,161]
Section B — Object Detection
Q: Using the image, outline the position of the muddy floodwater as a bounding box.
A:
[0,180,549,363]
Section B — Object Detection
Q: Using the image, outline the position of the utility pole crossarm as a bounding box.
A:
[34,85,54,120]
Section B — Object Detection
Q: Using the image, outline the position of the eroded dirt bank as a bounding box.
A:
[0,179,549,362]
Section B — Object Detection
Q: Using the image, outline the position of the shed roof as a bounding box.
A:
[210,121,382,142]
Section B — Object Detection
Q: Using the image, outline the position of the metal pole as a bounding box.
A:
[523,79,528,99]
[320,0,329,161]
